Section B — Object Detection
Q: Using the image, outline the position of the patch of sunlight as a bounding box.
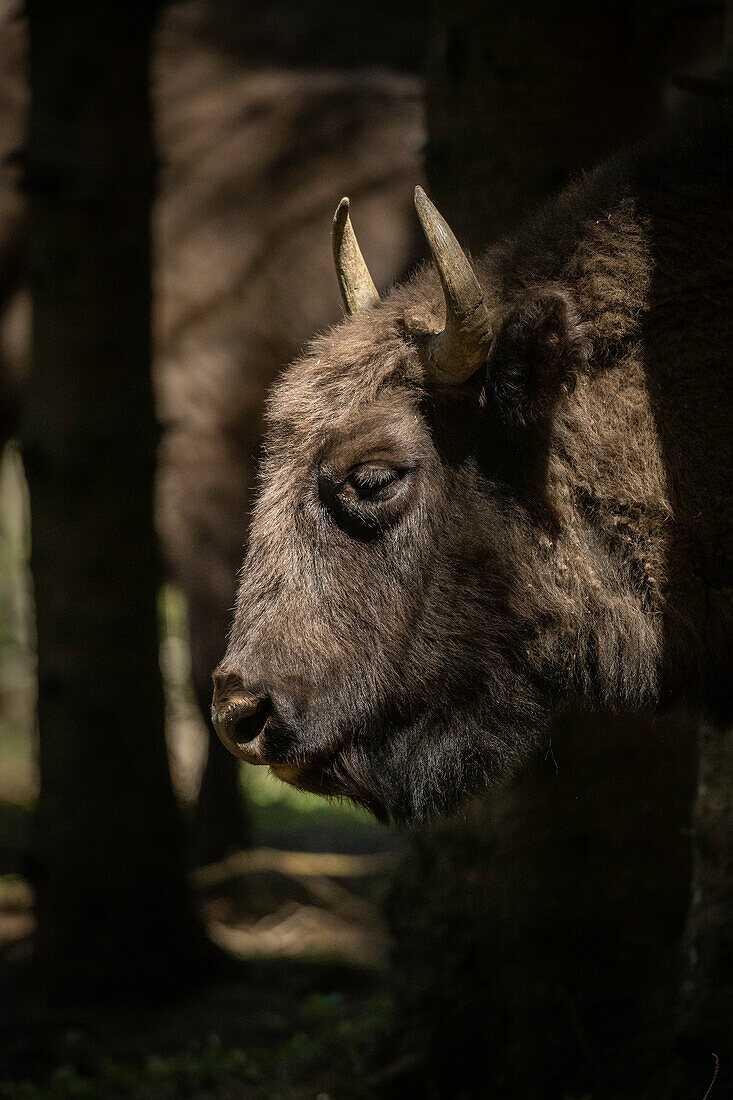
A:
[158,581,208,804]
[0,446,37,805]
[245,763,370,820]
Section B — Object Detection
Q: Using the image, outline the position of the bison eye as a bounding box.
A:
[342,462,405,502]
[318,461,414,536]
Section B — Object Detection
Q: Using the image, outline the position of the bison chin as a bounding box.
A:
[268,705,540,828]
[269,752,392,823]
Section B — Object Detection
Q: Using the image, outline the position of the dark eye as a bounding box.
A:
[341,463,405,502]
[318,460,415,538]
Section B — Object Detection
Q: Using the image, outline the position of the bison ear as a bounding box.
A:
[488,289,591,426]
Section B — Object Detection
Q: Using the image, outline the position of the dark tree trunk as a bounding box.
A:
[677,721,733,1086]
[23,0,205,999]
[386,2,720,1095]
[187,602,251,866]
[673,11,733,1087]
[193,731,250,866]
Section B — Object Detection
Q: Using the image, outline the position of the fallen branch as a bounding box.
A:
[702,1053,719,1100]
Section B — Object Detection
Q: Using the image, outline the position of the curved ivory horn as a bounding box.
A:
[414,186,493,383]
[332,197,380,315]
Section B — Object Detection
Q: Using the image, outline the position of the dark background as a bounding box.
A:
[0,1,728,1096]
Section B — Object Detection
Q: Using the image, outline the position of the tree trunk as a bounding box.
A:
[187,601,251,866]
[677,721,733,1091]
[23,0,204,999]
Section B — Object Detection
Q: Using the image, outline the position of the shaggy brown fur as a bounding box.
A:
[217,104,732,827]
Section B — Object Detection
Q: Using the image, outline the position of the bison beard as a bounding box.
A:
[270,687,542,826]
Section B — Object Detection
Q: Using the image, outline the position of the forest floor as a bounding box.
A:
[0,514,409,1098]
[0,718,407,1098]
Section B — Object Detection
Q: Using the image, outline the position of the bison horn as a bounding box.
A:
[414,186,493,383]
[332,197,380,315]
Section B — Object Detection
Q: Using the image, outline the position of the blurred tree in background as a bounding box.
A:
[22,0,204,998]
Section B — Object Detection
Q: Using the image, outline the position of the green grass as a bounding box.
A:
[0,445,31,652]
[0,718,36,805]
[0,993,393,1099]
[245,762,370,820]
[245,767,393,857]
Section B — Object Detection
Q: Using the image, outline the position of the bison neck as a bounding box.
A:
[484,107,732,724]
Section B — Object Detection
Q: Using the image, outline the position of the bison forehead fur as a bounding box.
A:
[220,106,732,826]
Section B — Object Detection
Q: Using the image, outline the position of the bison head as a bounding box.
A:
[213,190,664,825]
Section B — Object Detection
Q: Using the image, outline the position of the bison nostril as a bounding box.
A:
[212,692,272,753]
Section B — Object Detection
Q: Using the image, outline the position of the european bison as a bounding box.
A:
[213,105,731,823]
[213,103,732,1057]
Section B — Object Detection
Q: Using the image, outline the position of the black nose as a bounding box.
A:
[211,670,272,763]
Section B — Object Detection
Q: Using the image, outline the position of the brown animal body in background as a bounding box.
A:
[214,104,731,822]
[153,50,422,852]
